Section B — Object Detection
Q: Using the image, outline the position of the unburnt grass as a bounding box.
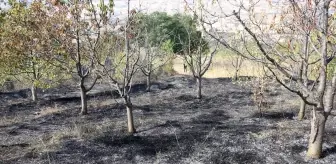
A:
[0,75,336,164]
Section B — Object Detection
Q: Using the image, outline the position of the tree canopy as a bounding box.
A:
[135,12,208,55]
[0,1,66,88]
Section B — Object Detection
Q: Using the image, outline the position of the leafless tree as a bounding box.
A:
[228,38,245,80]
[72,4,98,115]
[181,28,218,99]
[139,29,173,92]
[231,55,244,80]
[95,0,140,133]
[286,0,318,121]
[187,0,336,158]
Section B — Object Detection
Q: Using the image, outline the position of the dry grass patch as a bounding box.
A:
[34,105,66,118]
[249,129,277,140]
[249,121,306,142]
[173,56,263,78]
[34,120,117,152]
[0,115,23,127]
[91,98,117,110]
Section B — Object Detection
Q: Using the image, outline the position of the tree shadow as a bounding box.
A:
[210,151,265,164]
[250,111,295,120]
[127,82,175,93]
[291,145,306,154]
[323,145,336,157]
[84,104,126,121]
[215,77,234,83]
[93,129,215,163]
[229,90,253,99]
[25,139,111,164]
[0,89,30,99]
[191,110,230,125]
[95,134,171,156]
[43,89,120,103]
[1,101,40,118]
[175,94,198,101]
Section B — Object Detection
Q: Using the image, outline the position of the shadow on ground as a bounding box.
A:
[250,111,295,120]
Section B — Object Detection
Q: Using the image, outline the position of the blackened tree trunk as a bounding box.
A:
[307,108,327,159]
[31,84,37,102]
[234,70,239,81]
[124,96,136,133]
[298,99,306,121]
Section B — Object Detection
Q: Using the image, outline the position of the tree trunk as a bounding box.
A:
[197,77,202,99]
[307,109,327,159]
[31,85,37,102]
[146,73,151,92]
[234,70,238,81]
[125,97,136,133]
[80,87,88,115]
[298,99,306,121]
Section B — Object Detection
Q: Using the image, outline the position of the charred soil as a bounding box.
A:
[0,75,336,164]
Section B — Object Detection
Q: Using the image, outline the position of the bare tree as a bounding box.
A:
[218,37,246,81]
[77,0,114,115]
[139,30,173,92]
[287,1,316,121]
[95,0,140,133]
[231,55,244,80]
[187,0,336,158]
[181,27,218,99]
[228,38,245,80]
[72,2,98,115]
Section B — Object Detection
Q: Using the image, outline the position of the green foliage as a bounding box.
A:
[218,40,261,59]
[112,52,127,81]
[161,40,174,54]
[135,12,208,55]
[156,59,176,76]
[0,1,67,89]
[0,10,6,23]
[327,60,336,80]
[94,32,125,80]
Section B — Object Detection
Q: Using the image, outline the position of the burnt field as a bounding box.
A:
[0,75,336,164]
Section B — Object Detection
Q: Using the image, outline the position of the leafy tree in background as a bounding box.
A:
[135,12,211,95]
[135,12,202,55]
[134,12,175,91]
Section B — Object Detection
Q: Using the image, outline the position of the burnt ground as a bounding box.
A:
[0,75,336,164]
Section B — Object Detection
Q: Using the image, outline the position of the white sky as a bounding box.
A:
[113,0,194,16]
[0,0,284,31]
[0,0,194,14]
[0,0,271,15]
